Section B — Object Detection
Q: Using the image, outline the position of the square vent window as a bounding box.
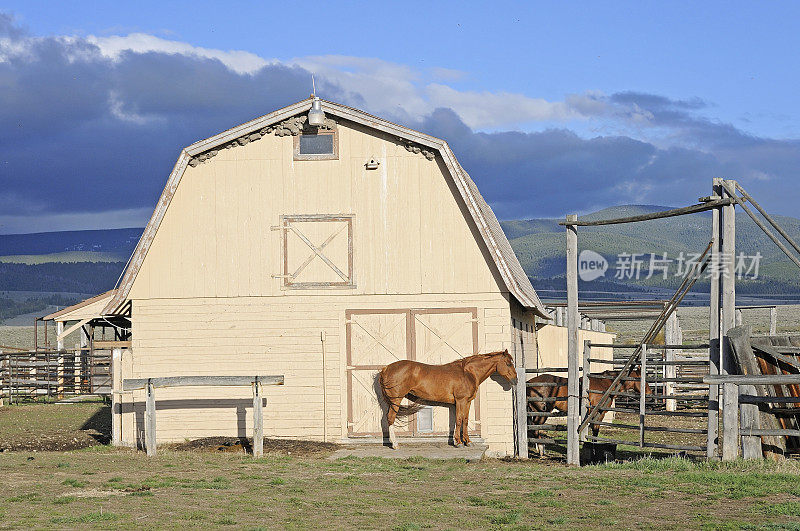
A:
[294,131,338,160]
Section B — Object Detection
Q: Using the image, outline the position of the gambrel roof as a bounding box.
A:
[104,98,547,317]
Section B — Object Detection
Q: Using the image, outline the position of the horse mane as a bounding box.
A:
[457,351,507,367]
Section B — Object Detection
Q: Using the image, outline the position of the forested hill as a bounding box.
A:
[0,228,142,256]
[501,205,800,295]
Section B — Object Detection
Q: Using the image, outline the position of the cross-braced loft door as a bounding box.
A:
[346,308,480,438]
[279,214,354,288]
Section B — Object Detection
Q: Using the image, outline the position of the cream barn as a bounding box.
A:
[98,97,612,456]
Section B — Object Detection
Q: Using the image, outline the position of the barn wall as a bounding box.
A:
[534,324,615,370]
[119,294,517,455]
[128,120,503,301]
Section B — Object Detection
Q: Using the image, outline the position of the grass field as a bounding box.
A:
[2,403,800,529]
[606,304,800,344]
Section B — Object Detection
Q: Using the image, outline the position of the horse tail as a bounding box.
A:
[377,367,426,418]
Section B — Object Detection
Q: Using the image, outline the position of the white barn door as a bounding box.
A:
[346,310,411,437]
[346,308,480,439]
[412,309,480,437]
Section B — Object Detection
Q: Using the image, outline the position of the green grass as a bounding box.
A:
[1,449,800,528]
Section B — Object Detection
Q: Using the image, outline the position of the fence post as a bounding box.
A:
[565,214,580,465]
[722,382,739,461]
[580,340,590,442]
[515,367,528,459]
[640,344,647,448]
[145,379,157,457]
[253,377,264,457]
[665,314,677,412]
[770,307,777,336]
[111,348,122,446]
[739,383,761,459]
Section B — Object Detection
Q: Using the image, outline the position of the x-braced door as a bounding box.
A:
[346,308,480,438]
[412,308,480,436]
[346,310,412,437]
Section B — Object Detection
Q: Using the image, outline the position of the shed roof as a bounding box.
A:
[104,98,546,317]
[44,290,117,322]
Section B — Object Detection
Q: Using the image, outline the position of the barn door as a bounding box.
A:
[412,309,480,436]
[346,308,480,439]
[346,310,411,437]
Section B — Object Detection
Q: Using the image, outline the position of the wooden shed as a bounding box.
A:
[103,97,601,456]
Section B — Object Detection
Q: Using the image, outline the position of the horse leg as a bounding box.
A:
[462,399,473,446]
[386,398,402,449]
[453,399,466,447]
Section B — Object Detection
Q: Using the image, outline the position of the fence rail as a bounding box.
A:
[0,348,110,401]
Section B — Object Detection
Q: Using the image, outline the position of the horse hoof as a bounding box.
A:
[454,443,462,448]
[463,441,470,447]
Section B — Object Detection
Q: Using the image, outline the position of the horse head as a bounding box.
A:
[626,369,653,395]
[494,349,517,383]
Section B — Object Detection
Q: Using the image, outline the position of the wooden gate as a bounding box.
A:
[346,308,479,438]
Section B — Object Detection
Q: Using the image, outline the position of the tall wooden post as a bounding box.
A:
[111,348,122,446]
[721,179,737,376]
[145,380,156,457]
[720,180,737,459]
[253,378,264,457]
[566,214,580,465]
[708,178,723,458]
[514,319,529,458]
[56,321,64,397]
[665,313,678,412]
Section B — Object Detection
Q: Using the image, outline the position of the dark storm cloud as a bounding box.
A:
[414,107,800,219]
[0,20,341,219]
[1,16,798,233]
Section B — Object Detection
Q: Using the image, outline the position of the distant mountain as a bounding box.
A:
[0,228,142,257]
[501,204,800,296]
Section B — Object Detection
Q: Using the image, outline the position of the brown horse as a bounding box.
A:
[378,350,517,449]
[527,369,652,454]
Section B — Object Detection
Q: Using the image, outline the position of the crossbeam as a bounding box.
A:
[559,198,733,226]
[122,375,284,391]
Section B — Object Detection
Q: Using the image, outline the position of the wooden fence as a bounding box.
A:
[121,375,284,457]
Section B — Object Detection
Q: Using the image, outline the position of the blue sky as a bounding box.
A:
[1,2,799,233]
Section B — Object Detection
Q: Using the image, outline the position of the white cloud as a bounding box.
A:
[425,84,578,129]
[3,30,689,133]
[86,33,272,74]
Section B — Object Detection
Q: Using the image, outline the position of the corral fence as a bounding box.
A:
[526,341,711,456]
[525,365,574,451]
[0,347,111,402]
[583,341,710,454]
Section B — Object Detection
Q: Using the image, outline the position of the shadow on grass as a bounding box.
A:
[80,405,111,444]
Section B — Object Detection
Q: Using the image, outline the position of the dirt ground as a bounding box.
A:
[2,403,800,529]
[0,401,110,452]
